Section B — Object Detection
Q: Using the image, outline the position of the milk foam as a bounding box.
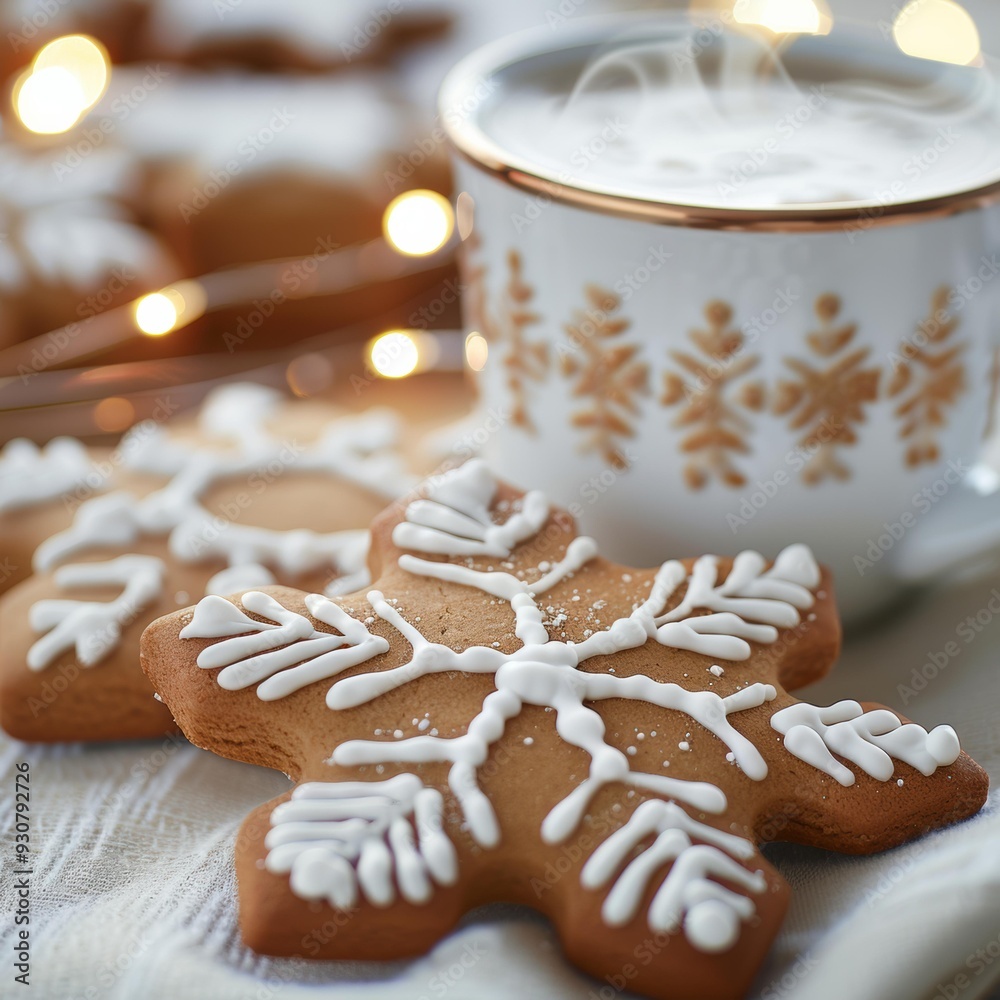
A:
[482,28,1000,209]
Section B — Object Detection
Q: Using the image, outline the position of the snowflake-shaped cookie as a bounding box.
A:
[140,461,988,1000]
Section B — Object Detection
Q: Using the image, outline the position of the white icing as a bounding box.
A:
[194,383,284,445]
[770,700,962,786]
[33,492,146,570]
[634,546,819,662]
[265,774,458,909]
[28,388,413,668]
[0,145,168,293]
[391,460,550,558]
[205,563,277,597]
[183,465,826,951]
[88,68,406,184]
[580,799,765,952]
[0,438,96,514]
[145,0,448,63]
[28,555,165,670]
[180,591,390,701]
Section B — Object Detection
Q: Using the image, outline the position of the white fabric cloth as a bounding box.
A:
[3,569,1000,1000]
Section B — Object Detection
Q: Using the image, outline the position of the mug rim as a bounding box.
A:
[439,13,1000,234]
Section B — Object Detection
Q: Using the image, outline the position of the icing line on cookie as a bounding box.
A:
[771,700,961,786]
[28,555,166,670]
[581,799,766,952]
[265,774,458,910]
[0,437,97,514]
[392,459,550,559]
[26,390,415,668]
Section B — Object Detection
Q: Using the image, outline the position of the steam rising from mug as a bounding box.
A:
[484,23,1000,208]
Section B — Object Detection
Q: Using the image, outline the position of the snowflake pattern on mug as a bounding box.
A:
[887,287,966,468]
[661,302,765,490]
[480,259,979,486]
[772,294,881,486]
[499,251,548,433]
[561,284,650,471]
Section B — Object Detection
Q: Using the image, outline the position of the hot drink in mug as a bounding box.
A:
[442,14,1000,623]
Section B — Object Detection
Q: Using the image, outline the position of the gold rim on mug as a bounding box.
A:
[439,14,1000,234]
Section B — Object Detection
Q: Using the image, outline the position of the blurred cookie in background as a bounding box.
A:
[80,66,453,349]
[136,0,455,72]
[0,140,180,352]
[0,0,145,81]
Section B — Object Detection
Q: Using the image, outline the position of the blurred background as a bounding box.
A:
[0,0,995,443]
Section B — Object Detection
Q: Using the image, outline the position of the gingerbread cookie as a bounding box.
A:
[138,0,454,71]
[81,66,449,344]
[0,384,419,742]
[139,460,988,1000]
[0,143,178,351]
[0,384,337,595]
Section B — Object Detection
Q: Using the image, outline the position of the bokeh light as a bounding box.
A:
[93,397,135,433]
[465,332,488,372]
[134,293,179,337]
[287,353,335,397]
[14,34,110,134]
[15,67,87,134]
[456,191,476,241]
[133,282,206,337]
[732,0,830,35]
[892,0,981,66]
[33,35,109,107]
[383,190,455,256]
[369,331,421,378]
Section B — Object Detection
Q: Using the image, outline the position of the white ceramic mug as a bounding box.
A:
[442,15,1000,623]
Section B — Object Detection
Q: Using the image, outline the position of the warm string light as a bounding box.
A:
[892,0,981,66]
[464,332,488,373]
[133,282,207,337]
[732,0,831,35]
[13,34,110,134]
[93,396,135,433]
[368,330,444,379]
[383,190,455,256]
